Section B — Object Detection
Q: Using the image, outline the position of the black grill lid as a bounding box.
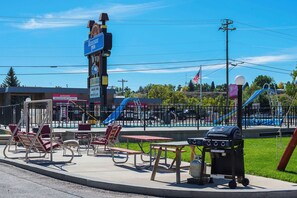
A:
[205,126,242,140]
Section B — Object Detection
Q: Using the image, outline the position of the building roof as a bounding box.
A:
[0,86,89,94]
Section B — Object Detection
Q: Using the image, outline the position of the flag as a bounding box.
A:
[192,68,201,84]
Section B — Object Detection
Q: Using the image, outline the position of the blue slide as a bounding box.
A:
[102,98,138,125]
[214,89,267,124]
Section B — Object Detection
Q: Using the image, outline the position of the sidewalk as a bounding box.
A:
[0,143,297,198]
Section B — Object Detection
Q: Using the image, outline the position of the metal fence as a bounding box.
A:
[1,103,296,130]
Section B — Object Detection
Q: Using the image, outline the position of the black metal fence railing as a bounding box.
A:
[0,104,22,127]
[1,104,296,129]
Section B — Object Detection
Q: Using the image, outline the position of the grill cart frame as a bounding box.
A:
[188,126,249,189]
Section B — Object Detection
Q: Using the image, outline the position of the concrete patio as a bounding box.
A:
[0,135,297,198]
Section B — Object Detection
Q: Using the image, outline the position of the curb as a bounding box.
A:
[1,157,297,198]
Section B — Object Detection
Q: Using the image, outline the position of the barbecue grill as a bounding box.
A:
[187,126,249,189]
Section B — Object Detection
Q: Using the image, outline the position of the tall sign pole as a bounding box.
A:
[84,13,112,122]
[99,13,110,120]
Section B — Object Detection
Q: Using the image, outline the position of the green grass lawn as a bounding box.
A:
[120,137,297,183]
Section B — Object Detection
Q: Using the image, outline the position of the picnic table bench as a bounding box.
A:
[110,147,143,167]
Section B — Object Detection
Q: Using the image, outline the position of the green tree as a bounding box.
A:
[210,81,215,92]
[285,66,297,97]
[176,84,182,91]
[247,75,275,108]
[188,80,195,91]
[2,67,20,87]
[202,83,211,92]
[148,84,172,101]
[137,86,145,94]
[215,83,226,92]
[163,91,187,104]
[188,97,200,105]
[278,82,284,89]
[285,81,295,97]
[253,75,274,88]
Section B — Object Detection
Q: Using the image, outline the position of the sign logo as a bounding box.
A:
[84,33,104,56]
[91,64,99,75]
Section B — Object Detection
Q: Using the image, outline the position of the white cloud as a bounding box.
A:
[16,2,163,30]
[107,64,224,74]
[240,54,296,64]
[63,68,88,74]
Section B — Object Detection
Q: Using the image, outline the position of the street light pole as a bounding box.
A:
[235,75,246,131]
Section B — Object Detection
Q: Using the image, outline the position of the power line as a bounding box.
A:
[109,63,226,73]
[0,49,224,58]
[0,61,291,78]
[203,65,226,77]
[235,20,297,41]
[0,62,226,76]
[227,59,291,75]
[0,59,293,76]
[237,64,290,75]
[231,59,292,72]
[0,58,225,68]
[0,15,219,23]
[110,58,225,66]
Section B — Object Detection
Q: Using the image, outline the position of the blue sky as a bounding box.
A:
[1,0,297,91]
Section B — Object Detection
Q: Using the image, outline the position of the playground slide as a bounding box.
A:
[214,89,266,124]
[102,98,138,125]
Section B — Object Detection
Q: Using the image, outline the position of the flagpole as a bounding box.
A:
[200,65,202,106]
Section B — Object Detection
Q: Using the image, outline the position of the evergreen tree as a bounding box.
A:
[2,67,20,87]
[188,80,195,92]
[210,81,215,92]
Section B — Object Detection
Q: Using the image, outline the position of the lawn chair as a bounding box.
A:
[17,132,74,163]
[87,124,122,155]
[33,124,62,141]
[7,124,22,152]
[75,123,92,147]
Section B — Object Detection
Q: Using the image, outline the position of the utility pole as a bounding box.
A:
[118,79,128,96]
[219,19,236,109]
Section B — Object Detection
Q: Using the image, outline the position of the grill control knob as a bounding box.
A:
[214,141,218,147]
[206,140,211,146]
[221,141,226,147]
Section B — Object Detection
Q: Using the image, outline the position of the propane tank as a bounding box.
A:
[189,155,206,178]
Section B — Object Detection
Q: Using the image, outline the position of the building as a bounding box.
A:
[0,86,162,126]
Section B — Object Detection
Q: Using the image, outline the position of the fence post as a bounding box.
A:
[244,106,247,129]
[287,107,290,129]
[143,105,146,131]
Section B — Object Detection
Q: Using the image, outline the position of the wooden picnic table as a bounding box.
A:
[121,135,173,165]
[150,141,196,184]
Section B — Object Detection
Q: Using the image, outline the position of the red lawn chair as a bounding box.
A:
[18,132,74,163]
[87,124,122,155]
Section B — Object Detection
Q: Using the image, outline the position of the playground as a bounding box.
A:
[0,94,295,130]
[1,98,297,197]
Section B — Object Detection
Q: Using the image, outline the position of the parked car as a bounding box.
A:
[176,109,207,120]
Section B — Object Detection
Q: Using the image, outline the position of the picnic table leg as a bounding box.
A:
[150,147,162,181]
[126,139,129,149]
[149,144,152,167]
[176,147,181,184]
[189,145,195,161]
